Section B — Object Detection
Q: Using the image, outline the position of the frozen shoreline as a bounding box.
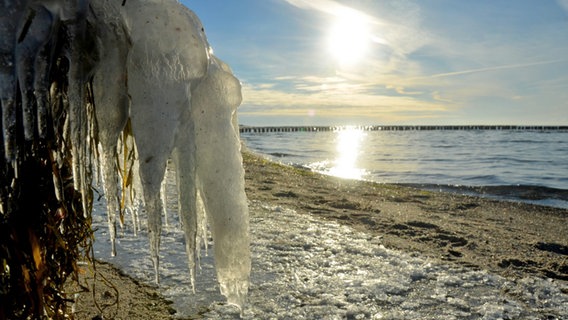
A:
[92,198,568,319]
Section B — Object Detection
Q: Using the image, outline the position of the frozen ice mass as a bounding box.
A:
[2,0,250,311]
[93,0,251,309]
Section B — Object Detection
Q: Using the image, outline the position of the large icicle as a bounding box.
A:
[66,0,92,217]
[123,0,209,284]
[172,129,199,290]
[191,55,250,310]
[90,0,130,256]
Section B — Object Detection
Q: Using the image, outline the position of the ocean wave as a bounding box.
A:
[400,183,568,209]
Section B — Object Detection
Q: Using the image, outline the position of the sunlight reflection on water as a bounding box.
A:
[327,127,367,180]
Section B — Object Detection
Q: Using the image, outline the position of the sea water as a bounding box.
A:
[241,128,568,208]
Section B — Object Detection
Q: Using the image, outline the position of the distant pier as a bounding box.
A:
[239,125,568,133]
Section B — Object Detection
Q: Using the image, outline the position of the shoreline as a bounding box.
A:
[403,183,568,210]
[241,151,568,282]
[68,150,568,318]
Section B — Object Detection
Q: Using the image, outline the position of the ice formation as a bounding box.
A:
[190,55,251,307]
[123,0,210,286]
[90,0,130,256]
[124,0,251,307]
[2,0,251,310]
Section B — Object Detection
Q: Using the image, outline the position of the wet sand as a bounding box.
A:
[68,151,568,318]
[65,260,177,319]
[241,152,568,282]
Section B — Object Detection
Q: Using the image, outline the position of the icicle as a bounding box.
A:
[0,0,26,162]
[17,1,79,141]
[161,168,168,228]
[196,188,208,257]
[1,96,16,162]
[131,196,142,236]
[130,154,166,284]
[127,203,139,236]
[126,151,143,237]
[90,0,131,254]
[145,184,164,284]
[0,76,16,163]
[64,0,90,218]
[35,72,49,139]
[176,160,198,291]
[101,152,119,256]
[191,56,250,310]
[172,114,199,290]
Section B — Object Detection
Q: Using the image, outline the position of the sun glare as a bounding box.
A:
[328,127,367,180]
[327,12,370,66]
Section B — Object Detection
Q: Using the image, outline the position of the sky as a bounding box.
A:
[184,0,568,126]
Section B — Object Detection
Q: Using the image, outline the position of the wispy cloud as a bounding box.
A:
[282,0,378,23]
[427,59,567,79]
[557,0,568,13]
[240,77,451,122]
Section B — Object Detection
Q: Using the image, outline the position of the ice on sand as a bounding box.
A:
[92,200,568,319]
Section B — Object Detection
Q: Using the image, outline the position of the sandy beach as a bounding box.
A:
[241,152,568,282]
[67,151,568,318]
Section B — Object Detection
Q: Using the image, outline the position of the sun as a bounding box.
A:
[327,12,370,66]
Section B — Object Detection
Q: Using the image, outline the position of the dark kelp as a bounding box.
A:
[1,4,96,319]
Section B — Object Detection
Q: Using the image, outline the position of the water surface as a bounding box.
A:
[241,128,568,208]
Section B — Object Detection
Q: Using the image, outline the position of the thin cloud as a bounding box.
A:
[386,85,423,96]
[428,59,567,79]
[240,82,450,112]
[558,0,568,13]
[282,0,378,24]
[238,104,454,125]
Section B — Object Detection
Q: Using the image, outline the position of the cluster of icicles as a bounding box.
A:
[1,0,250,310]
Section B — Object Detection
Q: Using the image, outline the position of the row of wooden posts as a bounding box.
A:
[239,125,568,133]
